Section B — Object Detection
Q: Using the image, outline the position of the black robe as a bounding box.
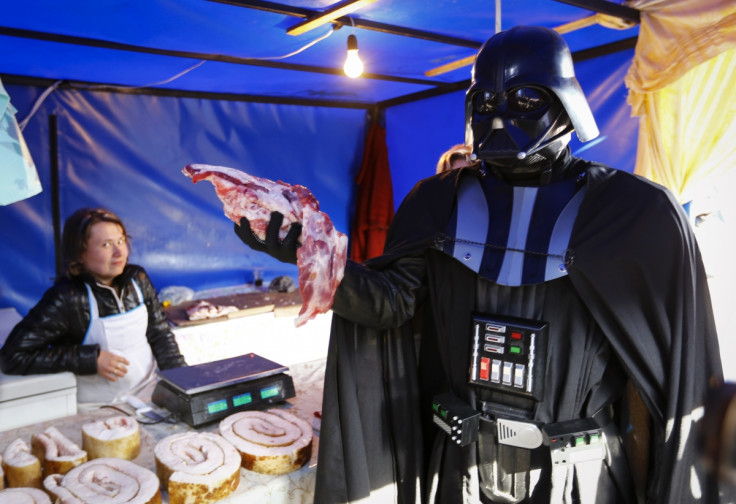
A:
[314,160,724,503]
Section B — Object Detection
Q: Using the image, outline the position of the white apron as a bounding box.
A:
[76,280,157,405]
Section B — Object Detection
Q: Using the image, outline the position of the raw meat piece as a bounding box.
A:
[185,300,239,321]
[182,164,348,327]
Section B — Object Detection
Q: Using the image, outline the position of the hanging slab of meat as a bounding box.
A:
[182,164,348,327]
[44,458,160,504]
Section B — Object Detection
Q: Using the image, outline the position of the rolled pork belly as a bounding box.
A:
[219,409,312,475]
[154,431,240,504]
[0,487,52,503]
[43,458,160,504]
[1,438,42,488]
[81,415,140,460]
[0,488,51,504]
[31,426,88,476]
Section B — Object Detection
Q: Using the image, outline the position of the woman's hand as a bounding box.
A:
[97,350,130,382]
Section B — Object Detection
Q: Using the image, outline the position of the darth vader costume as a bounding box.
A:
[236,26,724,504]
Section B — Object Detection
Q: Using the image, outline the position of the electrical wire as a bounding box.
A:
[250,26,335,60]
[16,27,335,128]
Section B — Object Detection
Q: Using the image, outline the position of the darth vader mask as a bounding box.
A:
[466,26,599,182]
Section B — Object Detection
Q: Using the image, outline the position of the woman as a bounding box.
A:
[0,207,186,404]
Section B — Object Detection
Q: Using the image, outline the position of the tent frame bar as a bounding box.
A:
[208,0,484,49]
[552,0,640,23]
[209,0,640,45]
[0,73,376,110]
[0,26,445,88]
[1,35,636,110]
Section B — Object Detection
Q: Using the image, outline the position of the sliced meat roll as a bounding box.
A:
[154,431,240,504]
[82,416,140,460]
[219,409,312,475]
[43,458,160,504]
[1,438,42,488]
[0,487,52,503]
[31,426,88,476]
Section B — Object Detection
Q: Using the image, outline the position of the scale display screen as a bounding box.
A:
[207,399,228,414]
[232,393,252,407]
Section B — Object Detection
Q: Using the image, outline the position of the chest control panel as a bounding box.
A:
[468,314,548,401]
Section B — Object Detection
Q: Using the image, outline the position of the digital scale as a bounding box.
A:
[152,353,295,427]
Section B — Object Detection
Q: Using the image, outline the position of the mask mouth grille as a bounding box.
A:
[478,129,519,158]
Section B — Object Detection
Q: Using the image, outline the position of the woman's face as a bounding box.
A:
[81,221,129,285]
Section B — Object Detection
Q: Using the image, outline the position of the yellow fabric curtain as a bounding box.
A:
[625,0,736,203]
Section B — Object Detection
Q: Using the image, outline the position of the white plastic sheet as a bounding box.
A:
[0,78,41,206]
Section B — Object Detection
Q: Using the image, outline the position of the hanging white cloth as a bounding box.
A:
[0,78,42,206]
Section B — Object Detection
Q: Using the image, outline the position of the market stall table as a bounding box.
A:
[0,358,326,504]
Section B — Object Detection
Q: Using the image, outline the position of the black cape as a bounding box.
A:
[314,161,724,503]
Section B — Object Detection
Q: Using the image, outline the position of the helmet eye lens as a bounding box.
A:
[473,91,499,114]
[509,87,549,112]
[472,87,551,115]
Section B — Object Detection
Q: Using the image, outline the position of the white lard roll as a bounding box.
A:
[43,457,160,504]
[154,431,240,504]
[1,438,41,488]
[81,415,140,460]
[31,426,88,476]
[0,487,52,503]
[219,409,312,475]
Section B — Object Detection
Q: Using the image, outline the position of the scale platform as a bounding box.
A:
[152,353,295,427]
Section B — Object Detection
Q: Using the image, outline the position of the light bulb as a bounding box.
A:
[344,34,363,78]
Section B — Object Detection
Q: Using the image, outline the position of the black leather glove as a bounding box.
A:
[234,211,302,264]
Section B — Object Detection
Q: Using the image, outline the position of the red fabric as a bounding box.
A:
[349,120,394,262]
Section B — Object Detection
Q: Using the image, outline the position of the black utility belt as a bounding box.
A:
[432,393,606,466]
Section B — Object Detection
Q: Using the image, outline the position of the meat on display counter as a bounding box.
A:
[0,358,326,504]
[169,306,332,368]
[163,287,332,367]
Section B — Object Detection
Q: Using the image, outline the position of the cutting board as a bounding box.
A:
[164,291,302,327]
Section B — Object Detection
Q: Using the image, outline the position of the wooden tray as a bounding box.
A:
[164,291,302,327]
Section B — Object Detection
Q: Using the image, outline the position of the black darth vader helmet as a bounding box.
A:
[465,26,599,177]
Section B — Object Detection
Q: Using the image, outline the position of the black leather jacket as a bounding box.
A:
[0,264,186,376]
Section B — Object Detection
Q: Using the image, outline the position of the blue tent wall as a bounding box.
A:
[0,48,638,316]
[0,86,367,315]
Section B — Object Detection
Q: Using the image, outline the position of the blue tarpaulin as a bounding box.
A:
[0,1,641,314]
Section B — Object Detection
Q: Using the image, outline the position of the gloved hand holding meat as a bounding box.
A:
[234,211,301,265]
[182,164,348,327]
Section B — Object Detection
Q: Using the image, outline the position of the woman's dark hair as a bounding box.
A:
[61,208,129,278]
